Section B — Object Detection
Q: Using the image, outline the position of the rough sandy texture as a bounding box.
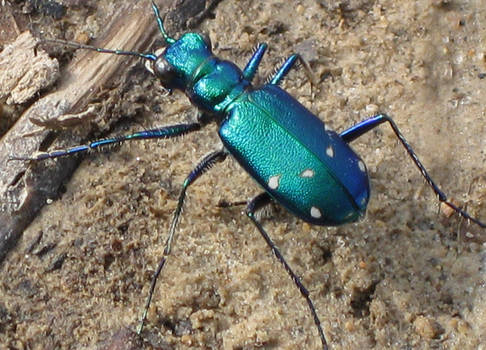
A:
[1,0,485,349]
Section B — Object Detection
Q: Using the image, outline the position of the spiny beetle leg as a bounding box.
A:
[9,123,202,161]
[138,149,227,335]
[269,53,316,91]
[269,54,299,85]
[246,192,328,350]
[243,43,268,82]
[217,199,248,208]
[340,113,486,228]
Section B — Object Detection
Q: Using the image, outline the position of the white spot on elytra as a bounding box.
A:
[310,206,322,219]
[344,212,354,220]
[300,169,315,178]
[326,145,334,158]
[268,175,281,190]
[358,160,366,172]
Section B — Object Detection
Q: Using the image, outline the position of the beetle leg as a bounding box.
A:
[340,113,486,228]
[339,113,391,143]
[246,192,328,350]
[216,199,247,208]
[269,54,316,92]
[8,122,202,161]
[138,149,227,334]
[243,43,268,82]
[269,54,299,85]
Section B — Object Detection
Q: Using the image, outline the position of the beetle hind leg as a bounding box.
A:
[246,192,328,350]
[339,113,486,228]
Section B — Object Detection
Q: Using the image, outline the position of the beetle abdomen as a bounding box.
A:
[219,85,369,226]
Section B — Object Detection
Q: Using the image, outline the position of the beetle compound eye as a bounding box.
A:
[153,55,176,86]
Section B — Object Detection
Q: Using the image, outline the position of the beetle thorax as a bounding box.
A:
[188,58,248,114]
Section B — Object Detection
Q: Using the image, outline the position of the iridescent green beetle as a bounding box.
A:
[11,2,485,349]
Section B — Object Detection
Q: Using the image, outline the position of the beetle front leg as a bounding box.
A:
[246,192,328,350]
[8,123,202,161]
[243,43,268,82]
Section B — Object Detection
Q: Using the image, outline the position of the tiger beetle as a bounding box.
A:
[10,1,486,349]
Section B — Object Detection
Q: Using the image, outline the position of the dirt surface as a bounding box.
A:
[1,0,486,349]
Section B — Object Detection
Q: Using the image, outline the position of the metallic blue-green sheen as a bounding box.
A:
[160,32,370,226]
[219,85,370,226]
[163,33,248,114]
[163,33,212,88]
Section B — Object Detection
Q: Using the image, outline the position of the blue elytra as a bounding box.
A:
[220,84,369,226]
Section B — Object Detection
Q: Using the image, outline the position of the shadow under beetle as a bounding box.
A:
[11,1,486,349]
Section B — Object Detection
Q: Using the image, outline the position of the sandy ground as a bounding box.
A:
[1,0,486,349]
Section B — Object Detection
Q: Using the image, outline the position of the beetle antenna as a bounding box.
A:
[151,0,176,45]
[39,38,157,61]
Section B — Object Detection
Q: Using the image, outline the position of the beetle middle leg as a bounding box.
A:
[269,53,316,90]
[242,41,314,88]
[138,149,227,334]
[246,192,328,350]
